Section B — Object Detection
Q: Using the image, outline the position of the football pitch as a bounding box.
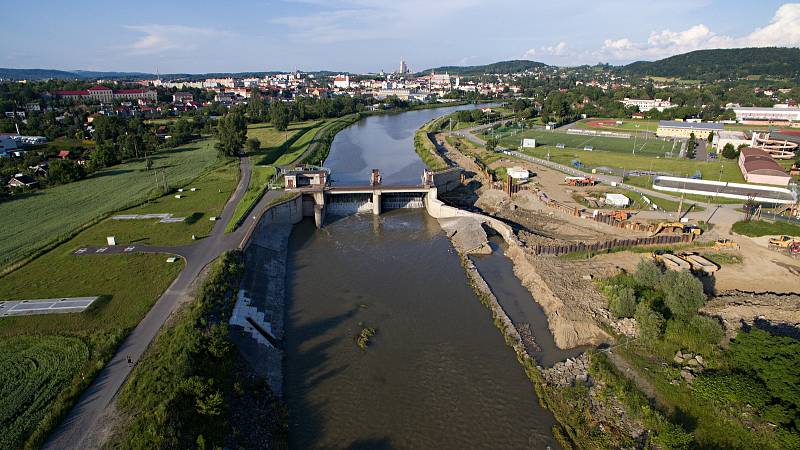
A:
[498,129,679,157]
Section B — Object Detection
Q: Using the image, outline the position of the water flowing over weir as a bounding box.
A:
[241,104,565,448]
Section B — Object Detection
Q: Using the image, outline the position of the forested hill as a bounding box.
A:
[419,60,549,76]
[622,47,800,80]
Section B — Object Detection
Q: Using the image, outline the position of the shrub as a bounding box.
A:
[692,373,770,410]
[609,287,637,318]
[660,271,705,321]
[635,302,664,343]
[650,420,693,449]
[633,258,662,290]
[664,315,724,354]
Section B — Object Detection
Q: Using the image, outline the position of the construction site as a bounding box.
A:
[436,129,800,348]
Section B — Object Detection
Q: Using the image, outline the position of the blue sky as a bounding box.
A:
[3,1,800,73]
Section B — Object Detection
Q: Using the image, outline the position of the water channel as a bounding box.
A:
[282,105,563,448]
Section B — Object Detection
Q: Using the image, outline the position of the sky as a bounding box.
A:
[3,1,800,74]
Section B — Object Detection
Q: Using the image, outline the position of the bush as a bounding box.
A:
[609,287,637,318]
[721,143,739,159]
[245,137,260,153]
[635,302,664,343]
[692,373,770,410]
[664,315,724,354]
[660,271,705,321]
[633,258,663,290]
[650,420,694,449]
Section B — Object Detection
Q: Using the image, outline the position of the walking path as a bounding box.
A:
[43,156,285,450]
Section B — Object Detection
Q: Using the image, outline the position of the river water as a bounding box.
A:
[283,106,561,448]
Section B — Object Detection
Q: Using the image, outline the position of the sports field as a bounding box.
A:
[499,129,678,157]
[0,137,220,268]
[576,118,660,133]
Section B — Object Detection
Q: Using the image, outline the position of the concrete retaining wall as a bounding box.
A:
[432,168,464,193]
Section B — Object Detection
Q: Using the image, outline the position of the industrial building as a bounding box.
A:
[656,121,723,139]
[738,147,791,186]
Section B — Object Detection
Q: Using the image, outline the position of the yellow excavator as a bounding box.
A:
[651,222,702,237]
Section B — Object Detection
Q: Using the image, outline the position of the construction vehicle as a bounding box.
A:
[790,242,800,258]
[651,222,702,237]
[768,235,799,250]
[609,210,631,221]
[679,252,719,275]
[564,176,597,187]
[652,252,691,272]
[714,239,739,251]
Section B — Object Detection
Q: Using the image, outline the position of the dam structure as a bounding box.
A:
[283,165,463,226]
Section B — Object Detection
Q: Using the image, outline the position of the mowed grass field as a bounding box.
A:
[75,159,239,247]
[518,146,745,182]
[498,129,677,157]
[576,117,794,134]
[0,137,220,268]
[227,120,324,231]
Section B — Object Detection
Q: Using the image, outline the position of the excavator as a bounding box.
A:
[651,222,702,237]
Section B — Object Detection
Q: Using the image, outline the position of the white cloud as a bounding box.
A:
[273,0,487,43]
[596,3,800,62]
[125,25,230,55]
[524,41,568,59]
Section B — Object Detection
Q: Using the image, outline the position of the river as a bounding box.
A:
[283,105,561,448]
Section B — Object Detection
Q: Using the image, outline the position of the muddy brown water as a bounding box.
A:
[281,106,562,448]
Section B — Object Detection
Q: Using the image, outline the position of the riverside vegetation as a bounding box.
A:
[596,259,800,448]
[114,251,288,448]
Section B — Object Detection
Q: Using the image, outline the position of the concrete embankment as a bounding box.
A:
[232,194,303,396]
[426,190,609,349]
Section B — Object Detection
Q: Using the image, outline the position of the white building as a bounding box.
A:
[714,131,750,151]
[620,98,676,112]
[604,193,630,207]
[732,106,800,124]
[333,74,350,89]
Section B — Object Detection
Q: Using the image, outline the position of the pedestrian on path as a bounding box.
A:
[127,354,132,367]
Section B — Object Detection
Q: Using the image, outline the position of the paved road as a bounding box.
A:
[44,156,286,449]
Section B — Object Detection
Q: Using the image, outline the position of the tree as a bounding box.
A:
[707,131,715,143]
[635,302,664,343]
[661,271,705,321]
[609,287,637,318]
[686,132,697,159]
[269,101,290,132]
[721,143,739,159]
[633,259,663,289]
[90,142,119,169]
[48,159,85,184]
[245,137,260,153]
[215,109,247,157]
[485,137,498,152]
[247,89,267,122]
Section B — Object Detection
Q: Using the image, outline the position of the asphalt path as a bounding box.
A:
[44,155,285,449]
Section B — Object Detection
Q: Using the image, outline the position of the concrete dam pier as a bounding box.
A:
[284,166,463,227]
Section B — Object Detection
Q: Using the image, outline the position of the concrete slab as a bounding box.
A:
[0,297,99,316]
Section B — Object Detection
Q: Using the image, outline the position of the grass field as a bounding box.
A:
[576,117,794,134]
[72,160,238,248]
[0,336,90,449]
[731,219,800,237]
[0,137,221,268]
[499,129,677,157]
[226,121,324,232]
[518,146,744,182]
[0,231,184,448]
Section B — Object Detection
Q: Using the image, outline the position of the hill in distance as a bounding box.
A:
[419,60,550,76]
[623,47,800,80]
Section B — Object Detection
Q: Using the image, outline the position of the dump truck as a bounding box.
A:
[651,222,702,237]
[653,252,692,272]
[679,252,719,275]
[768,235,799,250]
[714,239,739,251]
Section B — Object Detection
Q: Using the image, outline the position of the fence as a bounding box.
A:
[533,234,692,256]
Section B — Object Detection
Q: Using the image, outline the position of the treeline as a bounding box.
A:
[624,47,800,81]
[420,59,550,76]
[115,251,287,449]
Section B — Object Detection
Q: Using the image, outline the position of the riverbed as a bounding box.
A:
[279,104,562,448]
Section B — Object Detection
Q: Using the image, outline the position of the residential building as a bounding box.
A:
[0,135,18,157]
[738,147,791,186]
[656,121,723,139]
[56,85,157,102]
[172,92,193,103]
[333,74,350,89]
[620,98,676,112]
[7,174,37,188]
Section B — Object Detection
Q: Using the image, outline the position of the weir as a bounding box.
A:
[284,166,462,227]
